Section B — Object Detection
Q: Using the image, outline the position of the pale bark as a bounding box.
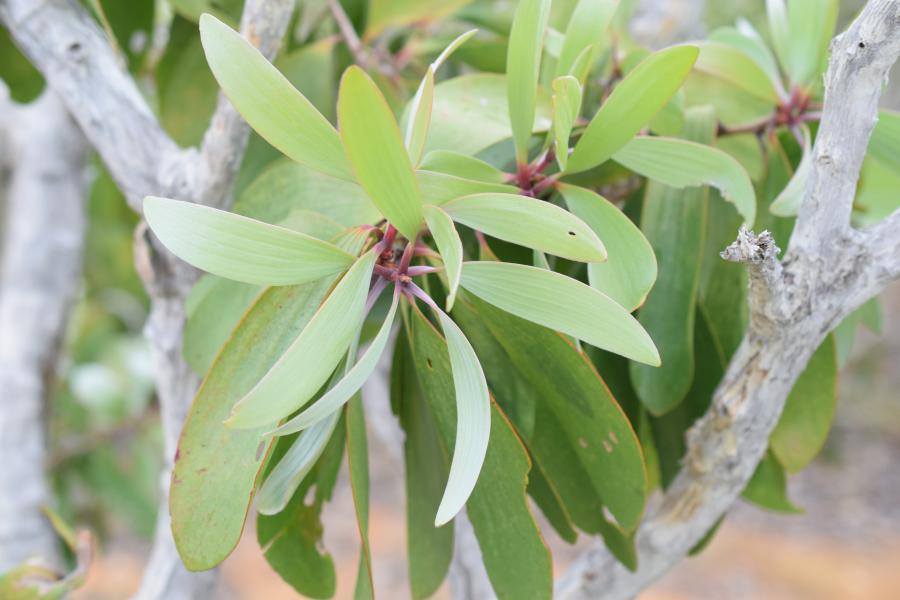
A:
[0,90,88,571]
[555,2,900,598]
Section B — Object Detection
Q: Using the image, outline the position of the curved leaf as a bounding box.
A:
[552,75,582,171]
[199,14,351,180]
[566,45,699,174]
[460,261,660,365]
[507,0,552,163]
[227,251,377,429]
[424,205,464,310]
[770,125,812,217]
[710,23,782,91]
[442,193,606,262]
[694,42,780,103]
[339,66,423,241]
[613,136,756,225]
[555,0,617,79]
[420,150,507,184]
[559,183,656,311]
[143,196,356,285]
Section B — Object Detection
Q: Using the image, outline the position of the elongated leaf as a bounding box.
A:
[770,125,812,217]
[199,14,351,180]
[766,0,790,79]
[339,66,423,241]
[566,45,698,174]
[405,30,478,165]
[271,291,399,435]
[346,396,374,600]
[711,23,782,91]
[227,251,377,428]
[418,170,517,204]
[460,261,659,365]
[785,0,838,88]
[559,184,656,312]
[742,450,802,513]
[613,135,756,225]
[420,151,506,184]
[552,75,582,171]
[507,0,552,163]
[144,197,356,285]
[256,412,341,515]
[771,336,837,473]
[868,109,900,172]
[555,0,617,78]
[184,276,260,374]
[366,0,475,37]
[442,193,606,262]
[406,309,552,599]
[432,311,491,525]
[694,42,780,103]
[424,206,464,310]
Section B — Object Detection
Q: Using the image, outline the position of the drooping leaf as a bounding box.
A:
[559,183,657,312]
[742,450,802,513]
[271,290,399,435]
[612,135,756,225]
[552,75,582,171]
[460,261,660,365]
[506,0,552,163]
[771,336,837,473]
[406,307,553,599]
[565,45,699,174]
[442,193,606,262]
[693,42,781,104]
[227,251,377,429]
[420,150,507,184]
[629,108,715,415]
[339,66,424,241]
[143,197,356,286]
[555,0,617,79]
[199,14,352,180]
[424,205,463,310]
[346,395,374,600]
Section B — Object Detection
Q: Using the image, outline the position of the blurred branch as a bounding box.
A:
[555,1,900,599]
[0,91,88,572]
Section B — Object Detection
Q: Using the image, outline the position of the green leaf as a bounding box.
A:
[709,23,782,91]
[613,135,757,225]
[552,75,582,171]
[424,206,463,310]
[566,45,699,174]
[771,336,837,473]
[420,151,507,184]
[742,450,802,513]
[256,412,341,515]
[693,42,781,103]
[507,0,552,163]
[426,74,552,156]
[339,66,424,241]
[171,279,338,570]
[453,294,649,534]
[346,396,374,600]
[227,251,377,429]
[0,27,45,103]
[785,0,838,88]
[460,261,660,365]
[270,290,399,435]
[199,14,351,180]
[770,125,812,217]
[365,0,476,37]
[184,277,260,374]
[405,30,478,165]
[418,170,518,204]
[629,108,715,415]
[766,0,790,80]
[555,0,617,79]
[143,197,356,286]
[559,183,657,312]
[868,109,900,172]
[391,335,454,599]
[442,193,606,262]
[406,308,553,599]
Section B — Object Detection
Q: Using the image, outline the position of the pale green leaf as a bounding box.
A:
[770,125,812,217]
[785,0,838,88]
[256,412,341,515]
[424,205,464,310]
[270,291,399,436]
[460,261,660,365]
[694,42,780,103]
[552,75,582,171]
[711,23,782,91]
[555,0,617,78]
[507,0,552,163]
[199,14,351,180]
[868,109,900,172]
[418,170,517,203]
[420,150,507,184]
[613,135,757,225]
[766,0,791,78]
[226,251,377,428]
[433,310,491,526]
[339,66,423,241]
[559,183,656,312]
[442,193,606,262]
[365,0,475,38]
[566,45,699,174]
[143,196,355,286]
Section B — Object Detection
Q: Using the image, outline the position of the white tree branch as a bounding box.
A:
[0,90,88,571]
[556,2,900,598]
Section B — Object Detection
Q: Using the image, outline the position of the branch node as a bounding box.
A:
[720,227,780,264]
